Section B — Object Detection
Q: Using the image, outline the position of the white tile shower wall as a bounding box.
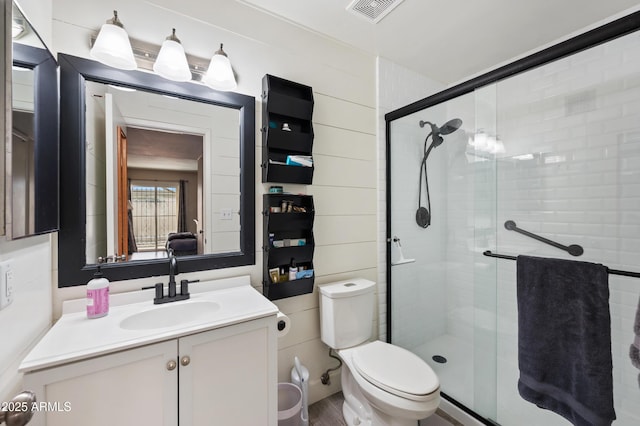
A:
[492,31,640,425]
[52,0,377,406]
[376,57,445,342]
[437,31,640,424]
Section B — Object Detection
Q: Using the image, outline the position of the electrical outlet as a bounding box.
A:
[220,209,233,220]
[0,261,13,310]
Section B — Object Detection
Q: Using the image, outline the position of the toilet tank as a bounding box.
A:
[319,278,376,349]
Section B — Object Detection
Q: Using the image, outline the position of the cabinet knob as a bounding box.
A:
[181,356,191,367]
[167,360,177,371]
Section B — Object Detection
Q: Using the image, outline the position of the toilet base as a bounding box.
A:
[341,361,435,426]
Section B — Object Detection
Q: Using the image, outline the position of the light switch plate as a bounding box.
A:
[0,260,13,310]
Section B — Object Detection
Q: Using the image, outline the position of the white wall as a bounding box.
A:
[51,0,377,405]
[0,235,53,402]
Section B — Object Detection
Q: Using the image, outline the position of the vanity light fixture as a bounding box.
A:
[153,28,192,82]
[90,10,137,71]
[202,44,237,91]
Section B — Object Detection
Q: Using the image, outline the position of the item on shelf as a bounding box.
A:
[269,267,279,283]
[269,233,275,247]
[270,207,282,213]
[289,258,298,281]
[286,155,313,167]
[282,123,292,131]
[269,185,284,193]
[269,121,277,129]
[296,269,313,280]
[279,267,288,282]
[273,240,285,248]
[268,159,288,165]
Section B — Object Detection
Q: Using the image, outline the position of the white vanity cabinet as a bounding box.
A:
[23,316,277,426]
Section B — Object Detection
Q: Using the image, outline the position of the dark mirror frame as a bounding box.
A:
[12,43,59,237]
[58,53,255,287]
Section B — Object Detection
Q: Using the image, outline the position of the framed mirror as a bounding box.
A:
[58,53,255,287]
[5,1,58,239]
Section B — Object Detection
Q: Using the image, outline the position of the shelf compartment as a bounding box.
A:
[266,92,313,120]
[266,244,314,268]
[263,276,314,301]
[263,74,314,120]
[263,127,313,153]
[267,212,314,231]
[262,162,314,184]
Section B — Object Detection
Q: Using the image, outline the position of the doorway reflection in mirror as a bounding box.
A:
[84,82,241,264]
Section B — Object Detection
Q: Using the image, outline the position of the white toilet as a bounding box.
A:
[319,278,440,426]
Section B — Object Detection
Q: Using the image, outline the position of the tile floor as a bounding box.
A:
[308,392,458,425]
[309,392,346,426]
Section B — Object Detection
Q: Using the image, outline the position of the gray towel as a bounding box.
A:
[517,255,615,426]
[630,295,640,387]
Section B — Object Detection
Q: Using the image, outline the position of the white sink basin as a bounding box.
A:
[119,301,221,330]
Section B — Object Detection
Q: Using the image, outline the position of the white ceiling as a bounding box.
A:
[238,0,640,84]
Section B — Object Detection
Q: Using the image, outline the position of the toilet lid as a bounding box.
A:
[352,341,439,401]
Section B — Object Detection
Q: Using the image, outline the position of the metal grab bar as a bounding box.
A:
[504,220,584,256]
[483,250,640,278]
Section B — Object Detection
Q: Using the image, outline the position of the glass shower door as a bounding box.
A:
[388,87,498,421]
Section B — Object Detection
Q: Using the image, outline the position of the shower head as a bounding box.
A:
[419,118,463,136]
[415,117,463,229]
[419,117,463,154]
[439,118,463,135]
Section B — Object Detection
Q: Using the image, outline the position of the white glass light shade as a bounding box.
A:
[12,20,25,38]
[153,39,192,82]
[203,51,237,91]
[90,23,137,70]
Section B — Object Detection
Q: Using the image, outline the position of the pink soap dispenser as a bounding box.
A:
[87,265,109,319]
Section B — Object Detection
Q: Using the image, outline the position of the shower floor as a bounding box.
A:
[413,334,474,407]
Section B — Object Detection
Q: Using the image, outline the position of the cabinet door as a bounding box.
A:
[23,340,178,426]
[178,317,277,426]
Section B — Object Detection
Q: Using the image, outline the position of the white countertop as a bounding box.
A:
[20,278,278,373]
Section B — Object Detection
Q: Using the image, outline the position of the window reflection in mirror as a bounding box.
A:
[84,82,241,264]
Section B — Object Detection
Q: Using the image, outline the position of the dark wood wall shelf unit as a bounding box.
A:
[262,194,315,300]
[261,74,314,184]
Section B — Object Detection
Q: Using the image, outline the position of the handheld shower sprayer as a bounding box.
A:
[416,118,462,228]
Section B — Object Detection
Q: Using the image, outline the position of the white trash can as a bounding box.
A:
[278,382,302,426]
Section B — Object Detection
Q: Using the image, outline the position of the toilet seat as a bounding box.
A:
[351,341,439,402]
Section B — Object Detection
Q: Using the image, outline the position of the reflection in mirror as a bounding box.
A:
[58,54,255,286]
[11,66,34,236]
[9,1,58,238]
[84,82,241,264]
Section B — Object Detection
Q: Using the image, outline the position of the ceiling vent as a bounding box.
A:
[346,0,406,24]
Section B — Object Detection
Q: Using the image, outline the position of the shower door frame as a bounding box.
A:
[384,10,640,424]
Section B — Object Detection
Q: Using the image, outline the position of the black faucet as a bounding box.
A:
[153,250,198,304]
[168,249,178,298]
